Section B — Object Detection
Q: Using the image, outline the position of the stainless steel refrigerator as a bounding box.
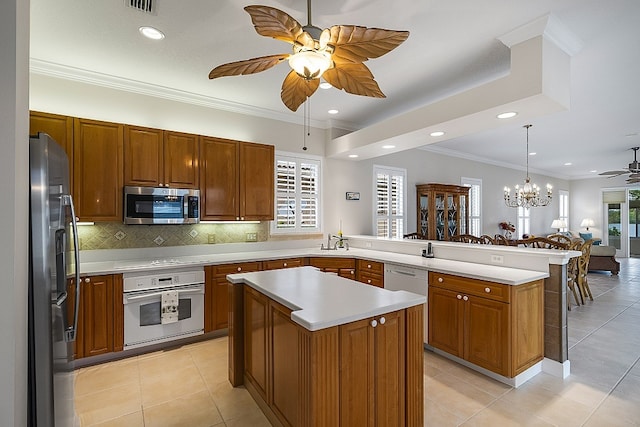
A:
[28,132,81,426]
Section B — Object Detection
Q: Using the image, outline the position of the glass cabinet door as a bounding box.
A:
[419,194,429,236]
[459,194,467,235]
[436,193,445,240]
[447,194,457,238]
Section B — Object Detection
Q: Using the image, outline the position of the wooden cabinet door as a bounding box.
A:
[339,317,374,426]
[163,131,199,189]
[210,262,261,331]
[73,118,123,221]
[465,296,509,376]
[244,286,269,403]
[29,112,74,187]
[240,142,274,220]
[81,275,114,358]
[199,137,239,220]
[124,125,163,186]
[428,286,464,358]
[262,258,305,270]
[270,301,300,426]
[374,310,405,426]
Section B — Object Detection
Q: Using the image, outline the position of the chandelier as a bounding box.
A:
[504,124,552,208]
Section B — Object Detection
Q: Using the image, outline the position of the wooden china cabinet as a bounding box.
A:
[416,183,470,241]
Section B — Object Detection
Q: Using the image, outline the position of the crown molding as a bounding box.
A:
[498,13,583,56]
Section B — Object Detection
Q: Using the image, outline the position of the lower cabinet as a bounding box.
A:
[205,262,261,332]
[238,285,421,426]
[428,272,543,377]
[72,274,123,359]
[308,257,356,280]
[262,257,305,271]
[355,259,384,287]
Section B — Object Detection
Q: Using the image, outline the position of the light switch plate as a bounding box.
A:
[208,234,216,244]
[491,254,504,264]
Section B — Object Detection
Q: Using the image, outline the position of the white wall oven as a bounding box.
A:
[123,267,205,350]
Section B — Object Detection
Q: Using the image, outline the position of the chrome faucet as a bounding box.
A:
[320,233,349,250]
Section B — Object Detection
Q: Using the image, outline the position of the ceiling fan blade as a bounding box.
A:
[327,25,409,64]
[209,54,290,79]
[281,70,319,111]
[628,173,640,178]
[244,5,310,46]
[323,62,385,98]
[598,170,628,176]
[626,179,640,183]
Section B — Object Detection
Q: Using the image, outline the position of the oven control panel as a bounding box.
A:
[123,268,205,292]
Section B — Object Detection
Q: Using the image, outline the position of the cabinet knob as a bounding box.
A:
[237,267,242,272]
[367,279,372,284]
[485,287,491,293]
[240,217,245,220]
[350,270,355,275]
[367,264,372,269]
[370,319,378,328]
[463,295,469,301]
[457,294,462,300]
[438,277,444,283]
[379,317,386,325]
[236,217,240,220]
[84,278,90,283]
[283,262,287,267]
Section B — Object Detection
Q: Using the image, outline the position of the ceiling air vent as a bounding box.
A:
[126,0,156,15]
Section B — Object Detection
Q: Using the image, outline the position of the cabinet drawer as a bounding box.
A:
[356,259,384,275]
[428,272,509,303]
[308,257,355,270]
[214,262,262,275]
[358,271,384,288]
[263,258,304,270]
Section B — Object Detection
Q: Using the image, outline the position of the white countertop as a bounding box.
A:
[80,246,549,285]
[227,266,427,331]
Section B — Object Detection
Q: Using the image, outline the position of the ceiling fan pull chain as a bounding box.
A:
[302,98,310,151]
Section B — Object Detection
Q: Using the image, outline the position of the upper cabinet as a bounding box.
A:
[73,118,124,222]
[29,111,74,187]
[200,137,274,221]
[416,183,470,241]
[124,126,199,189]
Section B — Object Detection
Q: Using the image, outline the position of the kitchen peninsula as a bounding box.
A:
[227,266,426,426]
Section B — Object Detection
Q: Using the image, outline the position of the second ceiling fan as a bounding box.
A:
[208,1,409,112]
[599,147,640,183]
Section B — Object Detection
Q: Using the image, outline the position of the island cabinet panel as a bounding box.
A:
[163,131,199,189]
[340,310,405,426]
[308,257,356,280]
[262,257,305,271]
[73,118,123,222]
[205,262,261,332]
[29,111,74,187]
[356,259,384,287]
[229,281,422,426]
[428,272,543,378]
[123,125,164,187]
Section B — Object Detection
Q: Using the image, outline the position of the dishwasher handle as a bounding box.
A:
[388,269,417,278]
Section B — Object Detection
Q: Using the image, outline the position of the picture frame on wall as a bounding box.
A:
[346,192,360,200]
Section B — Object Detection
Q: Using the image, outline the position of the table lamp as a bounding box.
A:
[551,219,567,232]
[580,218,595,231]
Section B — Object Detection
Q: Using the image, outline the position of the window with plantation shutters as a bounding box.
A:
[272,153,321,234]
[373,165,406,238]
[461,177,482,236]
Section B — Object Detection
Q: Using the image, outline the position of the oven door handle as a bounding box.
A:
[124,287,203,302]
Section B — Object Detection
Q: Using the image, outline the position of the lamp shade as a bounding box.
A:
[551,219,566,230]
[580,218,595,229]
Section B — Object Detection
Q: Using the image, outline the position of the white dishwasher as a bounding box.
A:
[384,263,428,345]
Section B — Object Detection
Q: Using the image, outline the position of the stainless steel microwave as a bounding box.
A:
[124,186,200,225]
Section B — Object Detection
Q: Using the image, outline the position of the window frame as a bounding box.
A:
[270,151,322,235]
[517,206,530,238]
[372,165,407,238]
[558,190,569,232]
[461,177,482,236]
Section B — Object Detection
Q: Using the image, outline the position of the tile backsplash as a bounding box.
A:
[77,222,269,250]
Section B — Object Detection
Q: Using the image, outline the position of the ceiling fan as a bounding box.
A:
[599,147,640,183]
[208,1,409,112]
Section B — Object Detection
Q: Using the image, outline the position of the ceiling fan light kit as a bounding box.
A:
[208,2,409,111]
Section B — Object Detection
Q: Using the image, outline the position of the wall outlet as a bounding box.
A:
[207,234,216,244]
[491,254,504,264]
[246,232,257,242]
[365,242,372,248]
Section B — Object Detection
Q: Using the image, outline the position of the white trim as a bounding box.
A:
[372,165,407,238]
[461,177,482,236]
[542,358,571,379]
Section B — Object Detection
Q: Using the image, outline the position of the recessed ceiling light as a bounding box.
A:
[497,112,517,119]
[529,152,536,156]
[564,162,572,166]
[382,145,395,149]
[348,154,359,158]
[590,170,598,173]
[328,109,339,115]
[430,131,445,137]
[139,26,165,40]
[320,82,332,89]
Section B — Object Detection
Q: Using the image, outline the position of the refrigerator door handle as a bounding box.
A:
[61,194,81,342]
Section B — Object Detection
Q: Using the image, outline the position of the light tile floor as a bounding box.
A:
[74,258,640,426]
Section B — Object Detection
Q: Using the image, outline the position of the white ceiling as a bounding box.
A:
[29,0,640,180]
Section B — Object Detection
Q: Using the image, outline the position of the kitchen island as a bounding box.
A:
[227,266,426,427]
